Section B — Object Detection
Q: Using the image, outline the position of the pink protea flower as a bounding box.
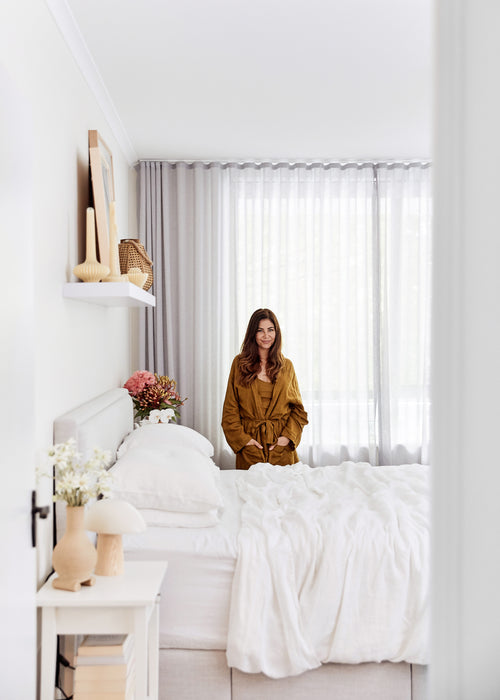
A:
[123,370,156,396]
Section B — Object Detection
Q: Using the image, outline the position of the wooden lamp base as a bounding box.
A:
[95,533,124,576]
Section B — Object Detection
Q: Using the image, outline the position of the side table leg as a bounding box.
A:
[40,607,57,700]
[148,595,160,700]
[134,606,148,700]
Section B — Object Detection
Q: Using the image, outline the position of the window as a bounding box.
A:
[140,161,432,466]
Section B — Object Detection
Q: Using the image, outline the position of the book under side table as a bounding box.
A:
[36,560,168,700]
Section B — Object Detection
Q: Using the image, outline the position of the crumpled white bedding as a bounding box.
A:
[226,461,429,679]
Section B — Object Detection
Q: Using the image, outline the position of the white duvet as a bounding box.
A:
[226,461,429,678]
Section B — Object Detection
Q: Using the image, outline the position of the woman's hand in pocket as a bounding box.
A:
[269,436,290,451]
[242,438,264,462]
[246,438,263,449]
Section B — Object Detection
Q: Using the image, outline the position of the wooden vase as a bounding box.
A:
[52,506,97,591]
[73,207,110,282]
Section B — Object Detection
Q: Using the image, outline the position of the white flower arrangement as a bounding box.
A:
[142,408,175,424]
[39,438,113,507]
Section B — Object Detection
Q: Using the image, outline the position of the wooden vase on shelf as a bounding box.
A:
[104,201,128,282]
[52,506,97,592]
[73,207,110,283]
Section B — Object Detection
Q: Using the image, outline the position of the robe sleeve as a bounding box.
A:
[221,357,253,453]
[281,360,308,449]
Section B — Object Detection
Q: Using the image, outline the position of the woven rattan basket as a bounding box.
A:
[119,239,153,291]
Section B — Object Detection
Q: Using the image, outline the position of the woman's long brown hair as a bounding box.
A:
[238,309,283,385]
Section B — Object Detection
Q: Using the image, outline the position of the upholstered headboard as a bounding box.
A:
[52,387,134,541]
[53,387,133,460]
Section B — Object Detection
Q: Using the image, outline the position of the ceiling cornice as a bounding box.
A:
[46,0,137,166]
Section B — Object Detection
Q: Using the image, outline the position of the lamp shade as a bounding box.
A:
[85,498,146,534]
[85,499,146,576]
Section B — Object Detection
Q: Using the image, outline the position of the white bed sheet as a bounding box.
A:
[123,470,242,649]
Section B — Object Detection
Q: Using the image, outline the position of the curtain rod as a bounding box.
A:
[134,159,432,168]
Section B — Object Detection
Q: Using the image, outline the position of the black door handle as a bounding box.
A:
[31,490,50,548]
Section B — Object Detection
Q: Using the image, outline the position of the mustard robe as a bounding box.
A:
[221,356,308,469]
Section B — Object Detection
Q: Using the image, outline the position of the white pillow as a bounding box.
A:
[118,423,214,458]
[138,508,219,528]
[110,444,223,513]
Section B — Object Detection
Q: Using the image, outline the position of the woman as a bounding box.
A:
[222,309,308,469]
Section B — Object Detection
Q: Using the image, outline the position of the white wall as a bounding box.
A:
[432,1,500,698]
[0,0,136,584]
[0,61,37,700]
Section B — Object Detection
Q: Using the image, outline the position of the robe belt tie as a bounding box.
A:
[244,418,278,445]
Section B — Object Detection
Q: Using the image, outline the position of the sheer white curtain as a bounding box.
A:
[139,161,431,467]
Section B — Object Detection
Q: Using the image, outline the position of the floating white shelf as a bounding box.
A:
[63,282,156,308]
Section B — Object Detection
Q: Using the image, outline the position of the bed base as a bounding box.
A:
[159,649,428,700]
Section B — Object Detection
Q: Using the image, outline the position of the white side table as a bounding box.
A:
[37,560,167,700]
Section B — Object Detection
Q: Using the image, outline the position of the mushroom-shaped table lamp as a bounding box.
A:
[85,499,146,576]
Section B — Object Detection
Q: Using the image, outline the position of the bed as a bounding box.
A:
[53,387,429,700]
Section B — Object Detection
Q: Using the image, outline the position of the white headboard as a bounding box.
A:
[53,387,134,460]
[52,387,134,542]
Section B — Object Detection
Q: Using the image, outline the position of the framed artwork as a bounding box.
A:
[88,130,115,267]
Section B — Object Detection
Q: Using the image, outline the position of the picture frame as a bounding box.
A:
[88,130,115,268]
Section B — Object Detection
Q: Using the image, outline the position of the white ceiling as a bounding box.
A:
[64,0,433,163]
